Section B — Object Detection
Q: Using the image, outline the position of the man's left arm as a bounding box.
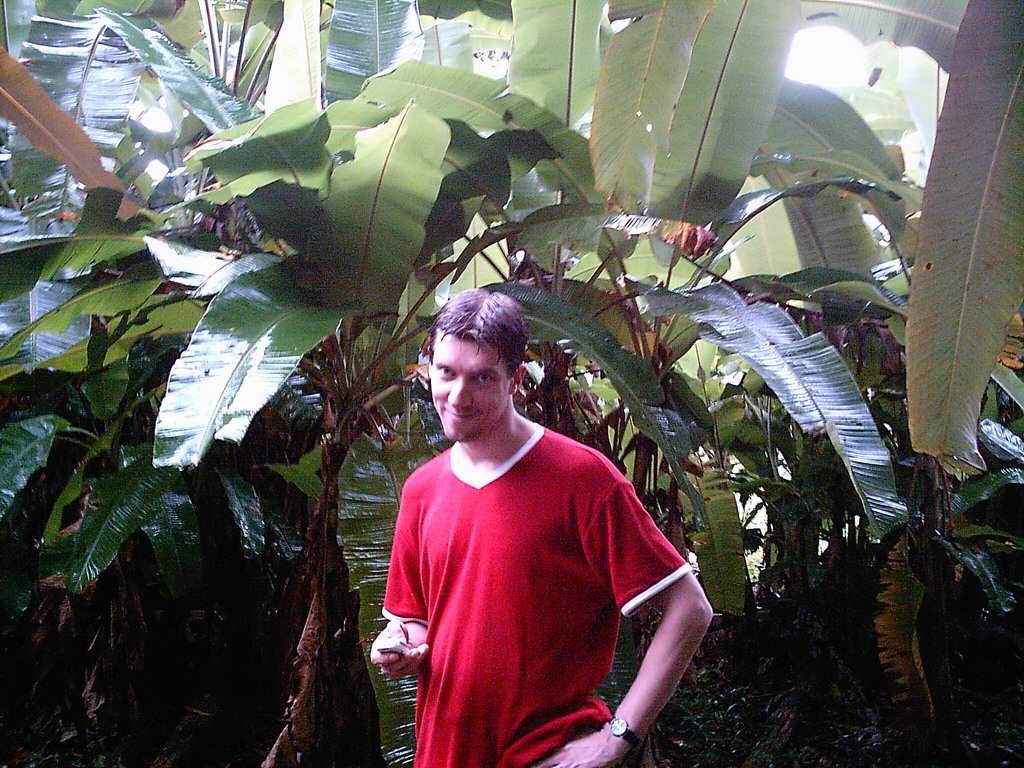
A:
[531,571,713,768]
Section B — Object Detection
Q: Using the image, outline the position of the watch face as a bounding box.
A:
[610,717,627,737]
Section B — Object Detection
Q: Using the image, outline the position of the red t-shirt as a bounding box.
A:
[384,427,689,768]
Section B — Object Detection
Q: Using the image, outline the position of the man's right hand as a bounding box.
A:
[370,619,429,679]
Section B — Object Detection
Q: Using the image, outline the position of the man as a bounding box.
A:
[371,288,713,768]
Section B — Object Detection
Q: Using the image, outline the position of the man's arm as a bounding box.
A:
[531,572,713,768]
[370,619,430,680]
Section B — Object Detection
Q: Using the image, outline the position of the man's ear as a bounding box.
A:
[511,363,527,390]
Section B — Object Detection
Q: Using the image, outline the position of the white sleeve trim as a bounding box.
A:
[382,608,428,626]
[621,564,693,617]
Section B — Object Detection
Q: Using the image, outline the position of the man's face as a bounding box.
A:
[429,333,522,444]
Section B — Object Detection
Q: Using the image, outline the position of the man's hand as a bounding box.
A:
[529,726,631,768]
[370,620,429,680]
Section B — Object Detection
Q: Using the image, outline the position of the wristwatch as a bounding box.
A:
[608,717,641,748]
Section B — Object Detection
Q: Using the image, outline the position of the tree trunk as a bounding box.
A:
[263,392,385,768]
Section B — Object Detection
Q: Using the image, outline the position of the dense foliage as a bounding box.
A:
[0,0,1021,765]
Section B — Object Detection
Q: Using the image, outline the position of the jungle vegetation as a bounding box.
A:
[0,0,1021,766]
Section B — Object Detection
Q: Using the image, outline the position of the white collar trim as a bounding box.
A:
[450,423,544,490]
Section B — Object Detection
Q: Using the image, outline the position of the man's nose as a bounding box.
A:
[449,378,469,405]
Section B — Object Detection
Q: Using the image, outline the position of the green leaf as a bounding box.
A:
[800,0,965,71]
[66,459,191,592]
[421,0,512,20]
[769,176,882,277]
[646,282,906,536]
[487,282,702,506]
[96,9,259,132]
[951,524,1024,552]
[146,237,281,294]
[991,365,1024,414]
[951,467,1024,518]
[905,0,1024,473]
[691,471,746,614]
[325,0,424,100]
[217,469,265,557]
[712,177,906,255]
[649,0,800,223]
[0,282,90,370]
[590,0,716,206]
[81,360,130,420]
[0,414,69,521]
[140,484,202,596]
[359,61,598,203]
[264,0,322,113]
[0,271,163,362]
[324,99,400,154]
[0,193,151,284]
[757,80,906,190]
[1,0,36,58]
[186,100,333,196]
[508,0,602,128]
[978,419,1024,464]
[265,444,323,497]
[43,296,204,373]
[0,568,33,616]
[154,265,352,468]
[421,20,475,71]
[249,102,450,312]
[938,538,1015,613]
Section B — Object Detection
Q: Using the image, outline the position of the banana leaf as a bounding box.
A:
[97,9,259,132]
[336,431,433,766]
[649,0,800,224]
[800,0,965,71]
[978,419,1024,465]
[265,444,323,497]
[487,282,703,510]
[938,538,1015,614]
[217,468,266,558]
[646,282,906,537]
[421,20,474,72]
[905,0,1024,473]
[140,486,202,596]
[0,414,69,521]
[0,282,91,370]
[3,22,139,222]
[325,0,424,101]
[691,470,747,614]
[768,172,883,277]
[154,264,353,468]
[952,467,1024,518]
[146,237,281,295]
[590,0,715,207]
[421,0,512,19]
[508,0,602,128]
[0,269,163,362]
[359,61,598,204]
[264,0,322,113]
[757,80,912,203]
[64,456,196,593]
[186,99,334,199]
[40,296,204,374]
[246,102,450,312]
[712,177,906,252]
[1,0,35,57]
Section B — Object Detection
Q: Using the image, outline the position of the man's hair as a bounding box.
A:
[427,289,527,375]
